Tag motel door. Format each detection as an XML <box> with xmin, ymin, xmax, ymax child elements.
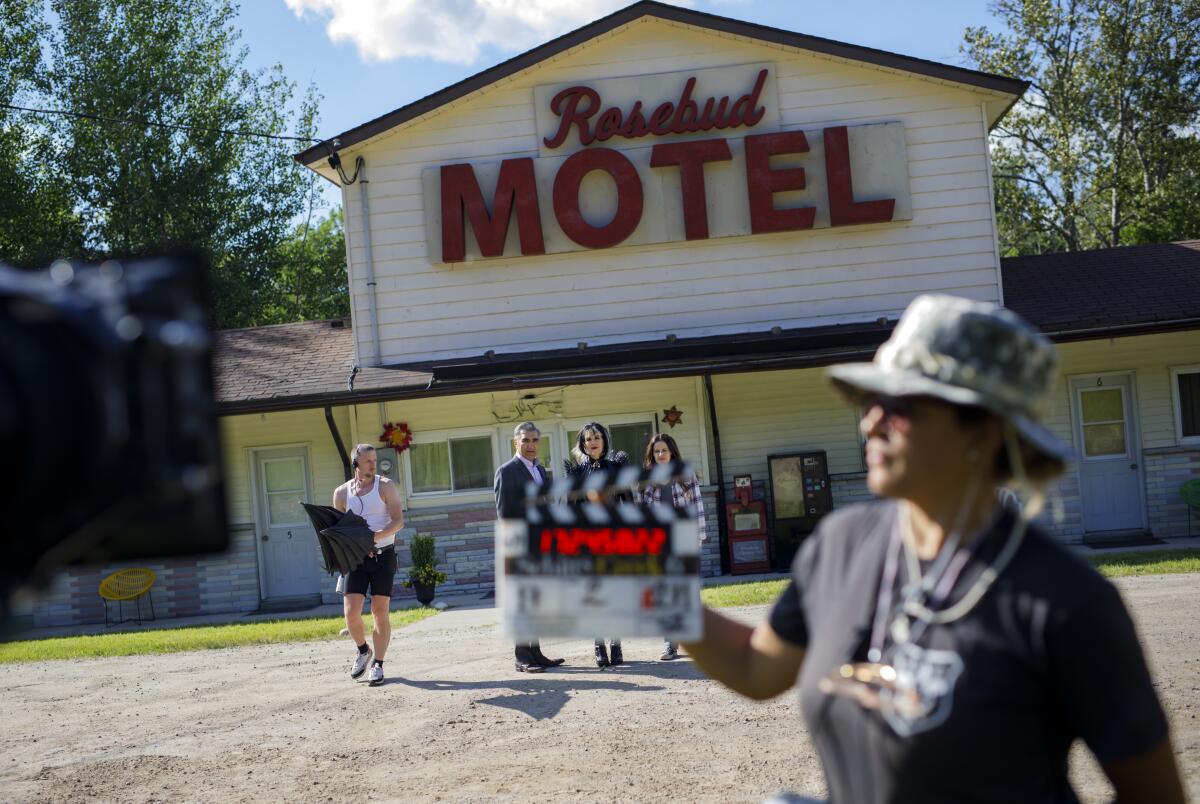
<box><xmin>1070</xmin><ymin>374</ymin><xmax>1146</xmax><ymax>534</ymax></box>
<box><xmin>255</xmin><ymin>448</ymin><xmax>320</xmax><ymax>601</ymax></box>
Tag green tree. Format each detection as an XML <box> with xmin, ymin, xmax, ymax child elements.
<box><xmin>963</xmin><ymin>0</ymin><xmax>1200</xmax><ymax>254</ymax></box>
<box><xmin>0</xmin><ymin>0</ymin><xmax>85</xmax><ymax>268</ymax></box>
<box><xmin>264</xmin><ymin>207</ymin><xmax>350</xmax><ymax>324</ymax></box>
<box><xmin>39</xmin><ymin>0</ymin><xmax>323</xmax><ymax>327</ymax></box>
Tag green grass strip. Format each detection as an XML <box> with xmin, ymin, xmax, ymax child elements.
<box><xmin>1084</xmin><ymin>548</ymin><xmax>1200</xmax><ymax>577</ymax></box>
<box><xmin>702</xmin><ymin>579</ymin><xmax>790</xmax><ymax>608</ymax></box>
<box><xmin>701</xmin><ymin>548</ymin><xmax>1200</xmax><ymax>609</ymax></box>
<box><xmin>4</xmin><ymin>549</ymin><xmax>1195</xmax><ymax>664</ymax></box>
<box><xmin>0</xmin><ymin>608</ymin><xmax>436</xmax><ymax>664</ymax></box>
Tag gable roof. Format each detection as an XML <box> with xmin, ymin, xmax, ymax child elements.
<box><xmin>1001</xmin><ymin>240</ymin><xmax>1200</xmax><ymax>340</ymax></box>
<box><xmin>295</xmin><ymin>0</ymin><xmax>1027</xmax><ymax>167</ymax></box>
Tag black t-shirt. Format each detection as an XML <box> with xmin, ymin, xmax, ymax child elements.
<box><xmin>768</xmin><ymin>500</ymin><xmax>1167</xmax><ymax>804</ymax></box>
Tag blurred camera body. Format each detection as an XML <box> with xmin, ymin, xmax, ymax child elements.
<box><xmin>0</xmin><ymin>255</ymin><xmax>228</xmax><ymax>617</ymax></box>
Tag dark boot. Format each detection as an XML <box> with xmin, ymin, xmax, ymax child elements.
<box><xmin>594</xmin><ymin>640</ymin><xmax>610</xmax><ymax>668</ymax></box>
<box><xmin>533</xmin><ymin>643</ymin><xmax>565</xmax><ymax>667</ymax></box>
<box><xmin>609</xmin><ymin>641</ymin><xmax>623</xmax><ymax>666</ymax></box>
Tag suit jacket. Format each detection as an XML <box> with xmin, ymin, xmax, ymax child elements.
<box><xmin>494</xmin><ymin>455</ymin><xmax>547</xmax><ymax>519</ymax></box>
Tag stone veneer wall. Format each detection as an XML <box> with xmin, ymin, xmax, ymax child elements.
<box><xmin>1144</xmin><ymin>446</ymin><xmax>1200</xmax><ymax>539</ymax></box>
<box><xmin>30</xmin><ymin>525</ymin><xmax>261</xmax><ymax>628</ymax></box>
<box><xmin>831</xmin><ymin>472</ymin><xmax>872</xmax><ymax>508</ymax></box>
<box><xmin>389</xmin><ymin>490</ymin><xmax>724</xmax><ymax>603</ymax></box>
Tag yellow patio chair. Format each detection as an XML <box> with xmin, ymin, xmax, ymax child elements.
<box><xmin>98</xmin><ymin>568</ymin><xmax>157</xmax><ymax>627</ymax></box>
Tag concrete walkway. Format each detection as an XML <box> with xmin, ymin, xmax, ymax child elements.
<box><xmin>9</xmin><ymin>534</ymin><xmax>1198</xmax><ymax>642</ymax></box>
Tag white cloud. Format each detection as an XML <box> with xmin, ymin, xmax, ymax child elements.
<box><xmin>285</xmin><ymin>0</ymin><xmax>692</xmax><ymax>65</ymax></box>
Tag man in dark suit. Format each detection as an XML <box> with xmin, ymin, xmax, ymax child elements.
<box><xmin>495</xmin><ymin>421</ymin><xmax>565</xmax><ymax>673</ymax></box>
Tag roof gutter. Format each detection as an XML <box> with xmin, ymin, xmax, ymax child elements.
<box><xmin>217</xmin><ymin>342</ymin><xmax>882</xmax><ymax>417</ymax></box>
<box><xmin>1043</xmin><ymin>317</ymin><xmax>1200</xmax><ymax>344</ymax></box>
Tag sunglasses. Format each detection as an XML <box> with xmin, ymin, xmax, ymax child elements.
<box><xmin>859</xmin><ymin>394</ymin><xmax>930</xmax><ymax>424</ymax></box>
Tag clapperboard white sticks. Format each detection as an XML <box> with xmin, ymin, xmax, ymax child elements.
<box><xmin>497</xmin><ymin>460</ymin><xmax>703</xmax><ymax>642</ymax></box>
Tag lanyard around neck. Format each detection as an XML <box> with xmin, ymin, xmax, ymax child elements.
<box><xmin>867</xmin><ymin>503</ymin><xmax>1028</xmax><ymax>662</ymax></box>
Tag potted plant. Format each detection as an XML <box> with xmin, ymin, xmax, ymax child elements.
<box><xmin>403</xmin><ymin>534</ymin><xmax>447</xmax><ymax>606</ymax></box>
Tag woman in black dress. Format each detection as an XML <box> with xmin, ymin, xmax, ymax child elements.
<box><xmin>564</xmin><ymin>421</ymin><xmax>630</xmax><ymax>668</ymax></box>
<box><xmin>683</xmin><ymin>295</ymin><xmax>1184</xmax><ymax>803</ymax></box>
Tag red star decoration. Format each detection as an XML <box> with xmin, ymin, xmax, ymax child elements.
<box><xmin>662</xmin><ymin>405</ymin><xmax>683</xmax><ymax>428</ymax></box>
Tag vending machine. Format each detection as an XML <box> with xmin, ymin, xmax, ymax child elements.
<box><xmin>767</xmin><ymin>451</ymin><xmax>833</xmax><ymax>571</ymax></box>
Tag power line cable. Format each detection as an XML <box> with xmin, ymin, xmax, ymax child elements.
<box><xmin>1</xmin><ymin>101</ymin><xmax>323</xmax><ymax>145</ymax></box>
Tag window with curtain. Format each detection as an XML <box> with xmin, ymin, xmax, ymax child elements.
<box><xmin>410</xmin><ymin>435</ymin><xmax>493</xmax><ymax>494</ymax></box>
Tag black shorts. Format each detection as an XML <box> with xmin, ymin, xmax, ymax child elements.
<box><xmin>344</xmin><ymin>546</ymin><xmax>397</xmax><ymax>598</ymax></box>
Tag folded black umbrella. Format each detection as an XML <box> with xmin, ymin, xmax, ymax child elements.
<box><xmin>302</xmin><ymin>503</ymin><xmax>341</xmax><ymax>573</ymax></box>
<box><xmin>300</xmin><ymin>503</ymin><xmax>377</xmax><ymax>575</ymax></box>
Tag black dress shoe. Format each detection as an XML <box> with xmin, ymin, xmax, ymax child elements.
<box><xmin>609</xmin><ymin>642</ymin><xmax>624</xmax><ymax>666</ymax></box>
<box><xmin>515</xmin><ymin>660</ymin><xmax>545</xmax><ymax>673</ymax></box>
<box><xmin>594</xmin><ymin>642</ymin><xmax>610</xmax><ymax>668</ymax></box>
<box><xmin>534</xmin><ymin>649</ymin><xmax>565</xmax><ymax>667</ymax></box>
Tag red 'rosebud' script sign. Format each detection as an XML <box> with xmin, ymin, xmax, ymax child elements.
<box><xmin>543</xmin><ymin>68</ymin><xmax>769</xmax><ymax>149</ymax></box>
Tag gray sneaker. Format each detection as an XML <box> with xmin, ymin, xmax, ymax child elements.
<box><xmin>350</xmin><ymin>647</ymin><xmax>373</xmax><ymax>679</ymax></box>
<box><xmin>368</xmin><ymin>662</ymin><xmax>384</xmax><ymax>686</ymax></box>
<box><xmin>660</xmin><ymin>642</ymin><xmax>679</xmax><ymax>661</ymax></box>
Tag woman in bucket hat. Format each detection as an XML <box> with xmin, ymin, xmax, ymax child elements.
<box><xmin>684</xmin><ymin>295</ymin><xmax>1184</xmax><ymax>803</ymax></box>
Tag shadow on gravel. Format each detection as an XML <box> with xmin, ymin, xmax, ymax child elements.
<box><xmin>393</xmin><ymin>675</ymin><xmax>667</xmax><ymax>720</ymax></box>
<box><xmin>595</xmin><ymin>659</ymin><xmax>706</xmax><ymax>680</ymax></box>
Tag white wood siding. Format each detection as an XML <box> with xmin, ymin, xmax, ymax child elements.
<box><xmin>338</xmin><ymin>19</ymin><xmax>1006</xmax><ymax>365</ymax></box>
<box><xmin>711</xmin><ymin>366</ymin><xmax>863</xmax><ymax>482</ymax></box>
<box><xmin>219</xmin><ymin>407</ymin><xmax>352</xmax><ymax>525</ymax></box>
<box><xmin>220</xmin><ymin>378</ymin><xmax>709</xmax><ymax>513</ymax></box>
<box><xmin>1030</xmin><ymin>331</ymin><xmax>1200</xmax><ymax>540</ymax></box>
<box><xmin>1051</xmin><ymin>332</ymin><xmax>1200</xmax><ymax>451</ymax></box>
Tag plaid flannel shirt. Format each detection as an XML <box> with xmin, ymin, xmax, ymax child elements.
<box><xmin>642</xmin><ymin>477</ymin><xmax>707</xmax><ymax>541</ymax></box>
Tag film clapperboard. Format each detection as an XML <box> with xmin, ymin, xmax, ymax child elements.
<box><xmin>496</xmin><ymin>461</ymin><xmax>703</xmax><ymax>642</ymax></box>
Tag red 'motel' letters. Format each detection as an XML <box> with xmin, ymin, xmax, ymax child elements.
<box><xmin>823</xmin><ymin>125</ymin><xmax>896</xmax><ymax>226</ymax></box>
<box><xmin>552</xmin><ymin>148</ymin><xmax>643</xmax><ymax>249</ymax></box>
<box><xmin>745</xmin><ymin>130</ymin><xmax>815</xmax><ymax>234</ymax></box>
<box><xmin>439</xmin><ymin>104</ymin><xmax>899</xmax><ymax>260</ymax></box>
<box><xmin>650</xmin><ymin>139</ymin><xmax>732</xmax><ymax>240</ymax></box>
<box><xmin>440</xmin><ymin>159</ymin><xmax>545</xmax><ymax>262</ymax></box>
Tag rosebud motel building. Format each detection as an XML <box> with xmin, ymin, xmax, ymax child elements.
<box><xmin>28</xmin><ymin>2</ymin><xmax>1200</xmax><ymax>626</ymax></box>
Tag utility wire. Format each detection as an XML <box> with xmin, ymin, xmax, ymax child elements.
<box><xmin>1</xmin><ymin>102</ymin><xmax>322</xmax><ymax>145</ymax></box>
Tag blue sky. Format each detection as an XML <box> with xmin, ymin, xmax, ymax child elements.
<box><xmin>235</xmin><ymin>0</ymin><xmax>1003</xmax><ymax>209</ymax></box>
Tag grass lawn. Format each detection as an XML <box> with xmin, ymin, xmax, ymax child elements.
<box><xmin>5</xmin><ymin>549</ymin><xmax>1195</xmax><ymax>665</ymax></box>
<box><xmin>1086</xmin><ymin>548</ymin><xmax>1200</xmax><ymax>578</ymax></box>
<box><xmin>0</xmin><ymin>608</ymin><xmax>436</xmax><ymax>665</ymax></box>
<box><xmin>703</xmin><ymin>547</ymin><xmax>1200</xmax><ymax>609</ymax></box>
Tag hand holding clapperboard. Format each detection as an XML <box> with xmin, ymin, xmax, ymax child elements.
<box><xmin>496</xmin><ymin>460</ymin><xmax>703</xmax><ymax>641</ymax></box>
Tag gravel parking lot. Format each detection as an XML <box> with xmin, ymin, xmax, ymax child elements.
<box><xmin>1</xmin><ymin>573</ymin><xmax>1196</xmax><ymax>803</ymax></box>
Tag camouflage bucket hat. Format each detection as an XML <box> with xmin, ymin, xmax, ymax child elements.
<box><xmin>828</xmin><ymin>294</ymin><xmax>1072</xmax><ymax>466</ymax></box>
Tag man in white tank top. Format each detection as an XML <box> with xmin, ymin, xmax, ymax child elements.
<box><xmin>333</xmin><ymin>444</ymin><xmax>406</xmax><ymax>686</ymax></box>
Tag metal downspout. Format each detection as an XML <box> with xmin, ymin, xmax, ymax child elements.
<box><xmin>358</xmin><ymin>165</ymin><xmax>382</xmax><ymax>365</ymax></box>
<box><xmin>703</xmin><ymin>374</ymin><xmax>731</xmax><ymax>575</ymax></box>
<box><xmin>324</xmin><ymin>406</ymin><xmax>351</xmax><ymax>481</ymax></box>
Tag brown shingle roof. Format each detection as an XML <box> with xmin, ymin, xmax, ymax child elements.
<box><xmin>1002</xmin><ymin>240</ymin><xmax>1200</xmax><ymax>338</ymax></box>
<box><xmin>213</xmin><ymin>318</ymin><xmax>429</xmax><ymax>413</ymax></box>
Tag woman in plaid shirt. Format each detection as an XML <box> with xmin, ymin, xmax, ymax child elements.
<box><xmin>641</xmin><ymin>433</ymin><xmax>707</xmax><ymax>660</ymax></box>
